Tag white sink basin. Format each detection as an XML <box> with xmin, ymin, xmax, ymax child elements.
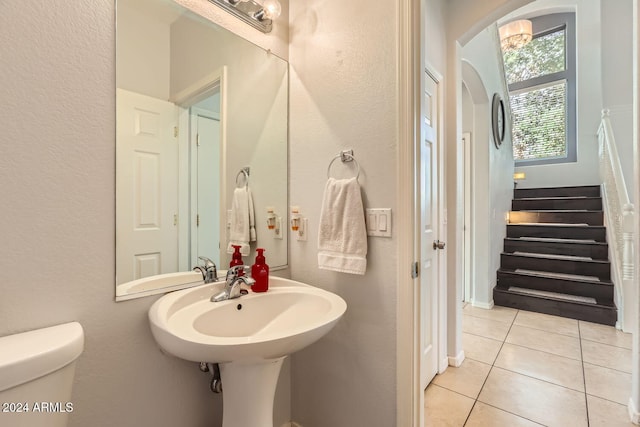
<box><xmin>149</xmin><ymin>277</ymin><xmax>346</xmax><ymax>427</ymax></box>
<box><xmin>148</xmin><ymin>277</ymin><xmax>347</xmax><ymax>363</ymax></box>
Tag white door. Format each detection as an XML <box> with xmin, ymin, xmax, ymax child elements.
<box><xmin>192</xmin><ymin>110</ymin><xmax>221</xmax><ymax>265</ymax></box>
<box><xmin>420</xmin><ymin>71</ymin><xmax>441</xmax><ymax>389</ymax></box>
<box><xmin>116</xmin><ymin>89</ymin><xmax>179</xmax><ymax>284</ymax></box>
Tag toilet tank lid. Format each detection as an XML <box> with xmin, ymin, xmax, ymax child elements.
<box><xmin>0</xmin><ymin>322</ymin><xmax>84</xmax><ymax>392</ymax></box>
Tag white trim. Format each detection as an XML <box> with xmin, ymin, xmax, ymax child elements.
<box><xmin>448</xmin><ymin>351</ymin><xmax>465</xmax><ymax>368</ymax></box>
<box><xmin>396</xmin><ymin>0</ymin><xmax>421</xmax><ymax>425</ymax></box>
<box><xmin>631</xmin><ymin>0</ymin><xmax>640</xmax><ymax>417</ymax></box>
<box><xmin>629</xmin><ymin>397</ymin><xmax>640</xmax><ymax>425</ymax></box>
<box><xmin>472</xmin><ymin>300</ymin><xmax>495</xmax><ymax>310</ymax></box>
<box><xmin>462</xmin><ymin>131</ymin><xmax>472</xmax><ymax>304</ymax></box>
<box><xmin>170</xmin><ymin>68</ymin><xmax>224</xmax><ymax>106</ymax></box>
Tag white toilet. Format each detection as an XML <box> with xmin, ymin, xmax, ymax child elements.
<box><xmin>0</xmin><ymin>322</ymin><xmax>84</xmax><ymax>427</ymax></box>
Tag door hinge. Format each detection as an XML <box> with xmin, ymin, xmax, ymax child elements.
<box><xmin>196</xmin><ymin>214</ymin><xmax>200</xmax><ymax>227</ymax></box>
<box><xmin>196</xmin><ymin>133</ymin><xmax>200</xmax><ymax>146</ymax></box>
<box><xmin>174</xmin><ymin>126</ymin><xmax>178</xmax><ymax>138</ymax></box>
<box><xmin>173</xmin><ymin>214</ymin><xmax>178</xmax><ymax>226</ymax></box>
<box><xmin>411</xmin><ymin>261</ymin><xmax>419</xmax><ymax>279</ymax></box>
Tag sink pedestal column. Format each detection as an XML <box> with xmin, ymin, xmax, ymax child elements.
<box><xmin>219</xmin><ymin>357</ymin><xmax>285</xmax><ymax>427</ymax></box>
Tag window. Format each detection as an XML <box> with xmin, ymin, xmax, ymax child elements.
<box><xmin>502</xmin><ymin>13</ymin><xmax>576</xmax><ymax>165</ymax></box>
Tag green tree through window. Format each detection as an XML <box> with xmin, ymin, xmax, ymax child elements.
<box><xmin>502</xmin><ymin>13</ymin><xmax>576</xmax><ymax>165</ymax></box>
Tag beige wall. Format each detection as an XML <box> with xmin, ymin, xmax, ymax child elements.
<box><xmin>288</xmin><ymin>0</ymin><xmax>399</xmax><ymax>425</ymax></box>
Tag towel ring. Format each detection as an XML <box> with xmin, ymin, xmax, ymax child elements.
<box><xmin>235</xmin><ymin>167</ymin><xmax>250</xmax><ymax>188</ymax></box>
<box><xmin>327</xmin><ymin>151</ymin><xmax>360</xmax><ymax>180</ymax></box>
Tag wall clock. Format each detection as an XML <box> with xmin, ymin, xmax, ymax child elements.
<box><xmin>492</xmin><ymin>93</ymin><xmax>505</xmax><ymax>149</ymax></box>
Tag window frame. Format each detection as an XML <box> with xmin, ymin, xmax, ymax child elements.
<box><xmin>508</xmin><ymin>13</ymin><xmax>576</xmax><ymax>166</ymax></box>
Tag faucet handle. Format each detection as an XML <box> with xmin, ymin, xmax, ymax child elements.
<box><xmin>226</xmin><ymin>265</ymin><xmax>250</xmax><ymax>279</ymax></box>
<box><xmin>198</xmin><ymin>256</ymin><xmax>216</xmax><ymax>269</ymax></box>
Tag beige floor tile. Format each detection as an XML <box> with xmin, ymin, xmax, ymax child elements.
<box><xmin>584</xmin><ymin>362</ymin><xmax>632</xmax><ymax>405</ymax></box>
<box><xmin>463</xmin><ymin>332</ymin><xmax>503</xmax><ymax>365</ymax></box>
<box><xmin>463</xmin><ymin>304</ymin><xmax>518</xmax><ymax>324</ymax></box>
<box><xmin>478</xmin><ymin>367</ymin><xmax>588</xmax><ymax>427</ymax></box>
<box><xmin>494</xmin><ymin>343</ymin><xmax>584</xmax><ymax>391</ymax></box>
<box><xmin>580</xmin><ymin>321</ymin><xmax>632</xmax><ymax>349</ymax></box>
<box><xmin>432</xmin><ymin>358</ymin><xmax>492</xmax><ymax>399</ymax></box>
<box><xmin>463</xmin><ymin>314</ymin><xmax>512</xmax><ymax>341</ymax></box>
<box><xmin>514</xmin><ymin>310</ymin><xmax>579</xmax><ymax>337</ymax></box>
<box><xmin>582</xmin><ymin>340</ymin><xmax>632</xmax><ymax>373</ymax></box>
<box><xmin>587</xmin><ymin>395</ymin><xmax>636</xmax><ymax>427</ymax></box>
<box><xmin>506</xmin><ymin>325</ymin><xmax>581</xmax><ymax>360</ymax></box>
<box><xmin>465</xmin><ymin>402</ymin><xmax>542</xmax><ymax>427</ymax></box>
<box><xmin>424</xmin><ymin>384</ymin><xmax>474</xmax><ymax>427</ymax></box>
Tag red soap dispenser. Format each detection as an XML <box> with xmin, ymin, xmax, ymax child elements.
<box><xmin>251</xmin><ymin>248</ymin><xmax>269</xmax><ymax>293</ymax></box>
<box><xmin>230</xmin><ymin>245</ymin><xmax>244</xmax><ymax>276</ymax></box>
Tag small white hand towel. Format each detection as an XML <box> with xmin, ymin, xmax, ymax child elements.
<box><xmin>318</xmin><ymin>177</ymin><xmax>367</xmax><ymax>275</ymax></box>
<box><xmin>227</xmin><ymin>186</ymin><xmax>256</xmax><ymax>256</ymax></box>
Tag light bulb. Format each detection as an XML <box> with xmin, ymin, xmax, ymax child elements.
<box><xmin>262</xmin><ymin>0</ymin><xmax>281</xmax><ymax>20</ymax></box>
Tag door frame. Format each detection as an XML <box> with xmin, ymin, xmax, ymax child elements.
<box><xmin>395</xmin><ymin>0</ymin><xmax>449</xmax><ymax>415</ymax></box>
<box><xmin>174</xmin><ymin>66</ymin><xmax>227</xmax><ymax>272</ymax></box>
<box><xmin>462</xmin><ymin>131</ymin><xmax>472</xmax><ymax>303</ymax></box>
<box><xmin>189</xmin><ymin>106</ymin><xmax>221</xmax><ymax>268</ymax></box>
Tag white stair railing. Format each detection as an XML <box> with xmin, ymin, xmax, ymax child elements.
<box><xmin>598</xmin><ymin>109</ymin><xmax>634</xmax><ymax>332</ymax></box>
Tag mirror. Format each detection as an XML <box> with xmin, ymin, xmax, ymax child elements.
<box><xmin>116</xmin><ymin>0</ymin><xmax>288</xmax><ymax>300</ymax></box>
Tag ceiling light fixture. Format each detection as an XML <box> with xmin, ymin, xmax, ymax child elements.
<box><xmin>208</xmin><ymin>0</ymin><xmax>281</xmax><ymax>33</ymax></box>
<box><xmin>499</xmin><ymin>19</ymin><xmax>533</xmax><ymax>51</ymax></box>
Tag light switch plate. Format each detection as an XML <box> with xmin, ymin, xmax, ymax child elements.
<box><xmin>366</xmin><ymin>208</ymin><xmax>392</xmax><ymax>237</ymax></box>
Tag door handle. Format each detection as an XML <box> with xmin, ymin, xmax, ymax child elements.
<box><xmin>433</xmin><ymin>240</ymin><xmax>446</xmax><ymax>250</ymax></box>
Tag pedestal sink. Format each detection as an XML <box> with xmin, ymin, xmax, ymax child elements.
<box><xmin>148</xmin><ymin>277</ymin><xmax>347</xmax><ymax>427</ymax></box>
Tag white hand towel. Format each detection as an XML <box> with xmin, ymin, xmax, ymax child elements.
<box><xmin>227</xmin><ymin>186</ymin><xmax>256</xmax><ymax>256</ymax></box>
<box><xmin>318</xmin><ymin>177</ymin><xmax>367</xmax><ymax>275</ymax></box>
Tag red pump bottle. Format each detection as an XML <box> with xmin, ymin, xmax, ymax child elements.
<box><xmin>229</xmin><ymin>245</ymin><xmax>244</xmax><ymax>276</ymax></box>
<box><xmin>251</xmin><ymin>248</ymin><xmax>269</xmax><ymax>292</ymax></box>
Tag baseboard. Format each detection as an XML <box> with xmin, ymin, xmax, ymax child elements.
<box><xmin>448</xmin><ymin>351</ymin><xmax>465</xmax><ymax>368</ymax></box>
<box><xmin>628</xmin><ymin>398</ymin><xmax>640</xmax><ymax>425</ymax></box>
<box><xmin>472</xmin><ymin>300</ymin><xmax>494</xmax><ymax>310</ymax></box>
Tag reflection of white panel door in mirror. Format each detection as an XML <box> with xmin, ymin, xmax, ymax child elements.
<box><xmin>116</xmin><ymin>88</ymin><xmax>179</xmax><ymax>285</ymax></box>
<box><xmin>190</xmin><ymin>106</ymin><xmax>221</xmax><ymax>267</ymax></box>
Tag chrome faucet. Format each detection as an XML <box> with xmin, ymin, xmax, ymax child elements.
<box><xmin>211</xmin><ymin>265</ymin><xmax>255</xmax><ymax>302</ymax></box>
<box><xmin>193</xmin><ymin>256</ymin><xmax>218</xmax><ymax>284</ymax></box>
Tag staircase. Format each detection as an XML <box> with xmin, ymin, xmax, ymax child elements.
<box><xmin>494</xmin><ymin>185</ymin><xmax>617</xmax><ymax>326</ymax></box>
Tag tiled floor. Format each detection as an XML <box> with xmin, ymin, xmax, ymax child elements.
<box><xmin>425</xmin><ymin>304</ymin><xmax>634</xmax><ymax>426</ymax></box>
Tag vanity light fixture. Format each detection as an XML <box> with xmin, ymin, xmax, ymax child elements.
<box><xmin>207</xmin><ymin>0</ymin><xmax>281</xmax><ymax>33</ymax></box>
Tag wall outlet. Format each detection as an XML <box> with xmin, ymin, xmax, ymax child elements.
<box><xmin>296</xmin><ymin>218</ymin><xmax>309</xmax><ymax>241</ymax></box>
<box><xmin>274</xmin><ymin>217</ymin><xmax>283</xmax><ymax>239</ymax></box>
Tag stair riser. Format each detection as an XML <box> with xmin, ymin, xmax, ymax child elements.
<box><xmin>504</xmin><ymin>239</ymin><xmax>609</xmax><ymax>260</ymax></box>
<box><xmin>507</xmin><ymin>225</ymin><xmax>606</xmax><ymax>242</ymax></box>
<box><xmin>497</xmin><ymin>271</ymin><xmax>614</xmax><ymax>300</ymax></box>
<box><xmin>494</xmin><ymin>288</ymin><xmax>616</xmax><ymax>326</ymax></box>
<box><xmin>514</xmin><ymin>186</ymin><xmax>600</xmax><ymax>199</ymax></box>
<box><xmin>501</xmin><ymin>254</ymin><xmax>610</xmax><ymax>280</ymax></box>
<box><xmin>509</xmin><ymin>211</ymin><xmax>603</xmax><ymax>226</ymax></box>
<box><xmin>512</xmin><ymin>198</ymin><xmax>602</xmax><ymax>211</ymax></box>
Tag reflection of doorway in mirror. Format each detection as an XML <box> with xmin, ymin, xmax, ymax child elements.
<box><xmin>190</xmin><ymin>96</ymin><xmax>221</xmax><ymax>268</ymax></box>
<box><xmin>116</xmin><ymin>89</ymin><xmax>179</xmax><ymax>285</ymax></box>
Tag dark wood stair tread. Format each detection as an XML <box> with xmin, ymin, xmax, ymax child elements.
<box><xmin>499</xmin><ymin>185</ymin><xmax>616</xmax><ymax>325</ymax></box>
<box><xmin>498</xmin><ymin>268</ymin><xmax>613</xmax><ymax>285</ymax></box>
<box><xmin>493</xmin><ymin>287</ymin><xmax>616</xmax><ymax>326</ymax></box>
